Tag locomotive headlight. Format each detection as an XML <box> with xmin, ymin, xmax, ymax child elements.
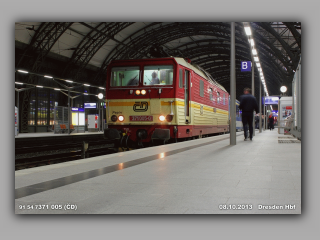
<box><xmin>118</xmin><ymin>115</ymin><xmax>124</xmax><ymax>122</ymax></box>
<box><xmin>111</xmin><ymin>115</ymin><xmax>117</xmax><ymax>122</ymax></box>
<box><xmin>159</xmin><ymin>115</ymin><xmax>165</xmax><ymax>122</ymax></box>
<box><xmin>141</xmin><ymin>89</ymin><xmax>146</xmax><ymax>95</ymax></box>
<box><xmin>135</xmin><ymin>90</ymin><xmax>141</xmax><ymax>95</ymax></box>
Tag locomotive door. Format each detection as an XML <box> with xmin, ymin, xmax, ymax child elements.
<box><xmin>184</xmin><ymin>70</ymin><xmax>190</xmax><ymax>123</ymax></box>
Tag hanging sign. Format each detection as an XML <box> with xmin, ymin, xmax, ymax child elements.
<box><xmin>264</xmin><ymin>96</ymin><xmax>279</xmax><ymax>105</ymax></box>
<box><xmin>241</xmin><ymin>61</ymin><xmax>251</xmax><ymax>72</ymax></box>
<box><xmin>84</xmin><ymin>103</ymin><xmax>97</xmax><ymax>109</ymax></box>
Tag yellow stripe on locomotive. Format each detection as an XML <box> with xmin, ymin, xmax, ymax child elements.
<box><xmin>107</xmin><ymin>98</ymin><xmax>228</xmax><ymax>126</ymax></box>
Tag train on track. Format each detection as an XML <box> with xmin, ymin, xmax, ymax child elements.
<box><xmin>103</xmin><ymin>57</ymin><xmax>234</xmax><ymax>148</ymax></box>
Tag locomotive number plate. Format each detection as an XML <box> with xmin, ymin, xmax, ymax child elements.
<box><xmin>129</xmin><ymin>116</ymin><xmax>153</xmax><ymax>121</ymax></box>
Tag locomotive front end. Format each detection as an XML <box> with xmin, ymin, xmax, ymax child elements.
<box><xmin>104</xmin><ymin>58</ymin><xmax>177</xmax><ymax>147</ymax></box>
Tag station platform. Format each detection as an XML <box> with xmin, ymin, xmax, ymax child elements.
<box><xmin>15</xmin><ymin>129</ymin><xmax>301</xmax><ymax>214</ymax></box>
<box><xmin>15</xmin><ymin>131</ymin><xmax>103</xmax><ymax>138</ymax></box>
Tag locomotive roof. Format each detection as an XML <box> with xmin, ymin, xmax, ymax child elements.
<box><xmin>174</xmin><ymin>57</ymin><xmax>227</xmax><ymax>92</ymax></box>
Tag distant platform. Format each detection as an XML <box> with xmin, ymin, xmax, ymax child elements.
<box><xmin>15</xmin><ymin>131</ymin><xmax>104</xmax><ymax>139</ymax></box>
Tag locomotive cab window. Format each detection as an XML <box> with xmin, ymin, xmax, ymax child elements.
<box><xmin>209</xmin><ymin>88</ymin><xmax>213</xmax><ymax>101</ymax></box>
<box><xmin>179</xmin><ymin>69</ymin><xmax>183</xmax><ymax>88</ymax></box>
<box><xmin>110</xmin><ymin>66</ymin><xmax>140</xmax><ymax>87</ymax></box>
<box><xmin>143</xmin><ymin>65</ymin><xmax>173</xmax><ymax>86</ymax></box>
<box><xmin>200</xmin><ymin>80</ymin><xmax>204</xmax><ymax>97</ymax></box>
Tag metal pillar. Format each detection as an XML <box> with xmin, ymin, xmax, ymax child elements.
<box><xmin>264</xmin><ymin>91</ymin><xmax>266</xmax><ymax>130</ymax></box>
<box><xmin>102</xmin><ymin>101</ymin><xmax>104</xmax><ymax>131</ymax></box>
<box><xmin>17</xmin><ymin>91</ymin><xmax>19</xmax><ymax>133</ymax></box>
<box><xmin>252</xmin><ymin>59</ymin><xmax>255</xmax><ymax>136</ymax></box>
<box><xmin>98</xmin><ymin>100</ymin><xmax>101</xmax><ymax>132</ymax></box>
<box><xmin>68</xmin><ymin>89</ymin><xmax>70</xmax><ymax>135</ymax></box>
<box><xmin>298</xmin><ymin>62</ymin><xmax>301</xmax><ymax>131</ymax></box>
<box><xmin>259</xmin><ymin>78</ymin><xmax>262</xmax><ymax>132</ymax></box>
<box><xmin>230</xmin><ymin>22</ymin><xmax>236</xmax><ymax>145</ymax></box>
<box><xmin>292</xmin><ymin>80</ymin><xmax>295</xmax><ymax>124</ymax></box>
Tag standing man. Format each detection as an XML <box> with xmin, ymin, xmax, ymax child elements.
<box><xmin>239</xmin><ymin>88</ymin><xmax>259</xmax><ymax>141</ymax></box>
<box><xmin>268</xmin><ymin>112</ymin><xmax>274</xmax><ymax>131</ymax></box>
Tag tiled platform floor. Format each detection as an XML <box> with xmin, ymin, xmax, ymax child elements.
<box><xmin>15</xmin><ymin>130</ymin><xmax>301</xmax><ymax>214</ymax></box>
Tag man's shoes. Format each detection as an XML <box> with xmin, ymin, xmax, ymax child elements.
<box><xmin>250</xmin><ymin>138</ymin><xmax>252</xmax><ymax>141</ymax></box>
<box><xmin>244</xmin><ymin>137</ymin><xmax>248</xmax><ymax>141</ymax></box>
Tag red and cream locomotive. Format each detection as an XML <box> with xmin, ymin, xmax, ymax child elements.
<box><xmin>104</xmin><ymin>57</ymin><xmax>229</xmax><ymax>147</ymax></box>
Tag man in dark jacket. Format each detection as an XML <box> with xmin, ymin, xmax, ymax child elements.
<box><xmin>239</xmin><ymin>88</ymin><xmax>259</xmax><ymax>141</ymax></box>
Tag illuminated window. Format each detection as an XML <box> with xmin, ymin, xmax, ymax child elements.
<box><xmin>209</xmin><ymin>88</ymin><xmax>213</xmax><ymax>101</ymax></box>
<box><xmin>37</xmin><ymin>89</ymin><xmax>47</xmax><ymax>125</ymax></box>
<box><xmin>143</xmin><ymin>65</ymin><xmax>173</xmax><ymax>86</ymax></box>
<box><xmin>28</xmin><ymin>90</ymin><xmax>36</xmax><ymax>125</ymax></box>
<box><xmin>111</xmin><ymin>66</ymin><xmax>140</xmax><ymax>86</ymax></box>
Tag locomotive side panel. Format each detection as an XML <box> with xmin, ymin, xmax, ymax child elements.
<box><xmin>177</xmin><ymin>67</ymin><xmax>229</xmax><ymax>137</ymax></box>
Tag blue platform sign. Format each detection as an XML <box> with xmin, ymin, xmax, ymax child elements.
<box><xmin>71</xmin><ymin>107</ymin><xmax>84</xmax><ymax>112</ymax></box>
<box><xmin>264</xmin><ymin>96</ymin><xmax>279</xmax><ymax>105</ymax></box>
<box><xmin>84</xmin><ymin>103</ymin><xmax>97</xmax><ymax>109</ymax></box>
<box><xmin>241</xmin><ymin>61</ymin><xmax>251</xmax><ymax>72</ymax></box>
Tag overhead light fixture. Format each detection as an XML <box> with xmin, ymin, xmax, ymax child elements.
<box><xmin>83</xmin><ymin>93</ymin><xmax>88</xmax><ymax>95</ymax></box>
<box><xmin>54</xmin><ymin>88</ymin><xmax>60</xmax><ymax>91</ymax></box>
<box><xmin>99</xmin><ymin>87</ymin><xmax>105</xmax><ymax>89</ymax></box>
<box><xmin>44</xmin><ymin>75</ymin><xmax>53</xmax><ymax>79</ymax></box>
<box><xmin>244</xmin><ymin>27</ymin><xmax>252</xmax><ymax>35</ymax></box>
<box><xmin>98</xmin><ymin>93</ymin><xmax>104</xmax><ymax>99</ymax></box>
<box><xmin>252</xmin><ymin>49</ymin><xmax>257</xmax><ymax>55</ymax></box>
<box><xmin>15</xmin><ymin>82</ymin><xmax>24</xmax><ymax>85</ymax></box>
<box><xmin>280</xmin><ymin>86</ymin><xmax>287</xmax><ymax>93</ymax></box>
<box><xmin>36</xmin><ymin>85</ymin><xmax>43</xmax><ymax>88</ymax></box>
<box><xmin>244</xmin><ymin>22</ymin><xmax>270</xmax><ymax>98</ymax></box>
<box><xmin>66</xmin><ymin>80</ymin><xmax>73</xmax><ymax>83</ymax></box>
<box><xmin>83</xmin><ymin>84</ymin><xmax>90</xmax><ymax>86</ymax></box>
<box><xmin>17</xmin><ymin>70</ymin><xmax>28</xmax><ymax>74</ymax></box>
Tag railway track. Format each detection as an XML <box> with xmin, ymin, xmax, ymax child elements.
<box><xmin>15</xmin><ymin>132</ymin><xmax>233</xmax><ymax>170</ymax></box>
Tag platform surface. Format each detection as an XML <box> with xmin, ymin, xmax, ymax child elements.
<box><xmin>15</xmin><ymin>131</ymin><xmax>103</xmax><ymax>138</ymax></box>
<box><xmin>15</xmin><ymin>129</ymin><xmax>301</xmax><ymax>214</ymax></box>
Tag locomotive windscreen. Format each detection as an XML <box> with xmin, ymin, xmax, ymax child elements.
<box><xmin>110</xmin><ymin>66</ymin><xmax>140</xmax><ymax>86</ymax></box>
<box><xmin>143</xmin><ymin>65</ymin><xmax>173</xmax><ymax>86</ymax></box>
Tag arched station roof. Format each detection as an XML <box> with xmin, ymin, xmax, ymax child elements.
<box><xmin>15</xmin><ymin>22</ymin><xmax>301</xmax><ymax>100</ymax></box>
